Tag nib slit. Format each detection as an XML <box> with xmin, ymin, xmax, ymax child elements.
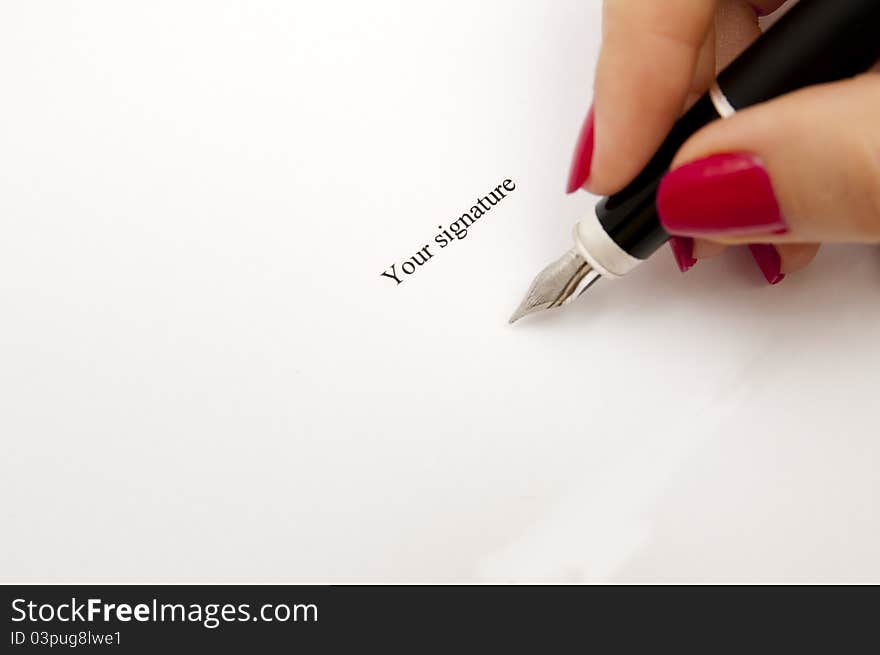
<box><xmin>508</xmin><ymin>249</ymin><xmax>601</xmax><ymax>324</ymax></box>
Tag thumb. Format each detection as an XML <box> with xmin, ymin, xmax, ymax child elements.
<box><xmin>656</xmin><ymin>73</ymin><xmax>880</xmax><ymax>244</ymax></box>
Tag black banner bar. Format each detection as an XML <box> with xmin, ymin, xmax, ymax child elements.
<box><xmin>2</xmin><ymin>585</ymin><xmax>878</xmax><ymax>652</ymax></box>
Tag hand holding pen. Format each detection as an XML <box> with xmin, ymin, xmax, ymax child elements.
<box><xmin>511</xmin><ymin>0</ymin><xmax>880</xmax><ymax>322</ymax></box>
<box><xmin>573</xmin><ymin>0</ymin><xmax>880</xmax><ymax>282</ymax></box>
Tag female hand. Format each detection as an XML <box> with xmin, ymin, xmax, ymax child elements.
<box><xmin>567</xmin><ymin>0</ymin><xmax>880</xmax><ymax>284</ymax></box>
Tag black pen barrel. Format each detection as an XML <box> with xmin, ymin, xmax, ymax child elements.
<box><xmin>719</xmin><ymin>0</ymin><xmax>880</xmax><ymax>108</ymax></box>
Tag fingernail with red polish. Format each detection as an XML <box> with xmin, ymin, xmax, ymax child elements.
<box><xmin>657</xmin><ymin>153</ymin><xmax>788</xmax><ymax>236</ymax></box>
<box><xmin>566</xmin><ymin>105</ymin><xmax>595</xmax><ymax>193</ymax></box>
<box><xmin>748</xmin><ymin>244</ymin><xmax>785</xmax><ymax>285</ymax></box>
<box><xmin>669</xmin><ymin>236</ymin><xmax>697</xmax><ymax>273</ymax></box>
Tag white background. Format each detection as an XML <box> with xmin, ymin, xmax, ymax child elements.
<box><xmin>1</xmin><ymin>1</ymin><xmax>878</xmax><ymax>582</ymax></box>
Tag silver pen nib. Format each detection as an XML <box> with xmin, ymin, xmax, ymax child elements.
<box><xmin>508</xmin><ymin>248</ymin><xmax>601</xmax><ymax>324</ymax></box>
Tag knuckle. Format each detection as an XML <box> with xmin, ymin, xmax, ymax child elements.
<box><xmin>855</xmin><ymin>141</ymin><xmax>880</xmax><ymax>236</ymax></box>
<box><xmin>604</xmin><ymin>0</ymin><xmax>709</xmax><ymax>48</ymax></box>
<box><xmin>869</xmin><ymin>153</ymin><xmax>880</xmax><ymax>224</ymax></box>
<box><xmin>840</xmin><ymin>75</ymin><xmax>880</xmax><ymax>236</ymax></box>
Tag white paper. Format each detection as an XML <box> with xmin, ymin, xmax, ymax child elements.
<box><xmin>1</xmin><ymin>0</ymin><xmax>878</xmax><ymax>582</ymax></box>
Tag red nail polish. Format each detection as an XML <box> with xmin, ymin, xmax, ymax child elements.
<box><xmin>669</xmin><ymin>236</ymin><xmax>696</xmax><ymax>273</ymax></box>
<box><xmin>566</xmin><ymin>106</ymin><xmax>595</xmax><ymax>194</ymax></box>
<box><xmin>657</xmin><ymin>153</ymin><xmax>788</xmax><ymax>236</ymax></box>
<box><xmin>748</xmin><ymin>244</ymin><xmax>785</xmax><ymax>285</ymax></box>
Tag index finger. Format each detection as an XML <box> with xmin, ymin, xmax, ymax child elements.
<box><xmin>587</xmin><ymin>0</ymin><xmax>717</xmax><ymax>195</ymax></box>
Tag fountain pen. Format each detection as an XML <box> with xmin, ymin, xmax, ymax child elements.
<box><xmin>510</xmin><ymin>0</ymin><xmax>880</xmax><ymax>323</ymax></box>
